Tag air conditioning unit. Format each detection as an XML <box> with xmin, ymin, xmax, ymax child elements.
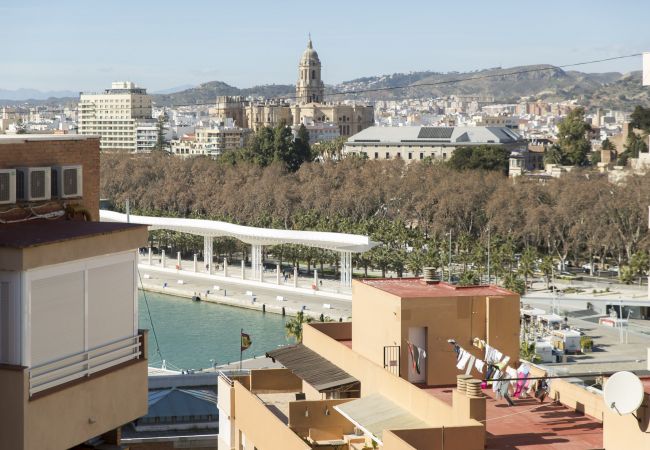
<box><xmin>16</xmin><ymin>167</ymin><xmax>51</xmax><ymax>202</ymax></box>
<box><xmin>52</xmin><ymin>165</ymin><xmax>83</xmax><ymax>199</ymax></box>
<box><xmin>0</xmin><ymin>169</ymin><xmax>16</xmax><ymax>205</ymax></box>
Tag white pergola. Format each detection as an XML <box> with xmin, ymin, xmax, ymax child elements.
<box><xmin>100</xmin><ymin>210</ymin><xmax>377</xmax><ymax>287</ymax></box>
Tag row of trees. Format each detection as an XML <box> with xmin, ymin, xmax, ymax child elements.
<box><xmin>101</xmin><ymin>151</ymin><xmax>650</xmax><ymax>292</ymax></box>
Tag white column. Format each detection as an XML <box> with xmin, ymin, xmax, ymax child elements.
<box><xmin>314</xmin><ymin>269</ymin><xmax>318</xmax><ymax>289</ymax></box>
<box><xmin>148</xmin><ymin>247</ymin><xmax>152</xmax><ymax>265</ymax></box>
<box><xmin>251</xmin><ymin>245</ymin><xmax>258</xmax><ymax>281</ymax></box>
<box><xmin>161</xmin><ymin>250</ymin><xmax>166</xmax><ymax>268</ymax></box>
<box><xmin>203</xmin><ymin>236</ymin><xmax>209</xmax><ymax>272</ymax></box>
<box><xmin>340</xmin><ymin>252</ymin><xmax>352</xmax><ymax>287</ymax></box>
<box><xmin>241</xmin><ymin>260</ymin><xmax>246</xmax><ymax>280</ymax></box>
<box><xmin>193</xmin><ymin>254</ymin><xmax>198</xmax><ymax>272</ymax></box>
<box><xmin>224</xmin><ymin>257</ymin><xmax>228</xmax><ymax>277</ymax></box>
<box><xmin>293</xmin><ymin>266</ymin><xmax>298</xmax><ymax>288</ymax></box>
<box><xmin>177</xmin><ymin>252</ymin><xmax>181</xmax><ymax>269</ymax></box>
<box><xmin>276</xmin><ymin>264</ymin><xmax>281</xmax><ymax>285</ymax></box>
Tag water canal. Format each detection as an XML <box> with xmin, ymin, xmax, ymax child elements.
<box><xmin>138</xmin><ymin>291</ymin><xmax>291</xmax><ymax>370</ymax></box>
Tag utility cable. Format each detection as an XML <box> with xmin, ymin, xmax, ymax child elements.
<box><xmin>137</xmin><ymin>268</ymin><xmax>164</xmax><ymax>361</ymax></box>
<box><xmin>6</xmin><ymin>52</ymin><xmax>643</xmax><ymax>111</ymax></box>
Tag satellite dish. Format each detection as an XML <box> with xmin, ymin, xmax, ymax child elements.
<box><xmin>603</xmin><ymin>371</ymin><xmax>645</xmax><ymax>415</ymax></box>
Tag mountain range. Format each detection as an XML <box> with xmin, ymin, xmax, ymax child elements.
<box><xmin>1</xmin><ymin>65</ymin><xmax>648</xmax><ymax>111</ymax></box>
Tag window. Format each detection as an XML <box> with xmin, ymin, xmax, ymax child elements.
<box><xmin>408</xmin><ymin>153</ymin><xmax>412</xmax><ymax>160</ymax></box>
<box><xmin>374</xmin><ymin>152</ymin><xmax>378</xmax><ymax>159</ymax></box>
<box><xmin>397</xmin><ymin>152</ymin><xmax>401</xmax><ymax>159</ymax></box>
<box><xmin>443</xmin><ymin>153</ymin><xmax>447</xmax><ymax>159</ymax></box>
<box><xmin>311</xmin><ymin>69</ymin><xmax>315</xmax><ymax>79</ymax></box>
<box><xmin>420</xmin><ymin>152</ymin><xmax>424</xmax><ymax>160</ymax></box>
<box><xmin>385</xmin><ymin>152</ymin><xmax>390</xmax><ymax>159</ymax></box>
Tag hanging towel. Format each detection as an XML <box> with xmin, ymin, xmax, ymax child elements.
<box><xmin>493</xmin><ymin>349</ymin><xmax>503</xmax><ymax>363</ymax></box>
<box><xmin>465</xmin><ymin>356</ymin><xmax>476</xmax><ymax>376</ymax></box>
<box><xmin>474</xmin><ymin>359</ymin><xmax>485</xmax><ymax>373</ymax></box>
<box><xmin>416</xmin><ymin>347</ymin><xmax>427</xmax><ymax>374</ymax></box>
<box><xmin>506</xmin><ymin>367</ymin><xmax>518</xmax><ymax>386</ymax></box>
<box><xmin>456</xmin><ymin>349</ymin><xmax>470</xmax><ymax>370</ymax></box>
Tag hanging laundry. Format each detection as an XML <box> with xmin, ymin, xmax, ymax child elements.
<box><xmin>474</xmin><ymin>359</ymin><xmax>485</xmax><ymax>373</ymax></box>
<box><xmin>513</xmin><ymin>372</ymin><xmax>529</xmax><ymax>398</ymax></box>
<box><xmin>416</xmin><ymin>347</ymin><xmax>427</xmax><ymax>374</ymax></box>
<box><xmin>465</xmin><ymin>356</ymin><xmax>476</xmax><ymax>376</ymax></box>
<box><xmin>407</xmin><ymin>342</ymin><xmax>416</xmax><ymax>370</ymax></box>
<box><xmin>456</xmin><ymin>349</ymin><xmax>471</xmax><ymax>370</ymax></box>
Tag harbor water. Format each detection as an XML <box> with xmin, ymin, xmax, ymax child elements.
<box><xmin>138</xmin><ymin>291</ymin><xmax>291</xmax><ymax>370</ymax></box>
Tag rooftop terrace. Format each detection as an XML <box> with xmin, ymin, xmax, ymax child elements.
<box><xmin>359</xmin><ymin>278</ymin><xmax>515</xmax><ymax>298</ymax></box>
<box><xmin>424</xmin><ymin>385</ymin><xmax>603</xmax><ymax>450</ymax></box>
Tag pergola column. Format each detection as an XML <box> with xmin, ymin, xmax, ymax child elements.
<box><xmin>276</xmin><ymin>264</ymin><xmax>281</xmax><ymax>284</ymax></box>
<box><xmin>293</xmin><ymin>266</ymin><xmax>298</xmax><ymax>288</ymax></box>
<box><xmin>251</xmin><ymin>244</ymin><xmax>263</xmax><ymax>282</ymax></box>
<box><xmin>241</xmin><ymin>260</ymin><xmax>246</xmax><ymax>279</ymax></box>
<box><xmin>161</xmin><ymin>250</ymin><xmax>166</xmax><ymax>268</ymax></box>
<box><xmin>340</xmin><ymin>251</ymin><xmax>352</xmax><ymax>288</ymax></box>
<box><xmin>203</xmin><ymin>236</ymin><xmax>213</xmax><ymax>274</ymax></box>
<box><xmin>193</xmin><ymin>254</ymin><xmax>198</xmax><ymax>272</ymax></box>
<box><xmin>314</xmin><ymin>269</ymin><xmax>318</xmax><ymax>289</ymax></box>
<box><xmin>148</xmin><ymin>247</ymin><xmax>152</xmax><ymax>265</ymax></box>
<box><xmin>224</xmin><ymin>258</ymin><xmax>228</xmax><ymax>277</ymax></box>
<box><xmin>177</xmin><ymin>252</ymin><xmax>181</xmax><ymax>269</ymax></box>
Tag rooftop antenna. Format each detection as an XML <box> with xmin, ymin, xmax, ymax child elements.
<box><xmin>603</xmin><ymin>371</ymin><xmax>645</xmax><ymax>421</ymax></box>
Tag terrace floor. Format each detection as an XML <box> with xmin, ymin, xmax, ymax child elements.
<box><xmin>423</xmin><ymin>386</ymin><xmax>603</xmax><ymax>450</ymax></box>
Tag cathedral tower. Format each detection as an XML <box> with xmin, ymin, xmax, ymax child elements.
<box><xmin>296</xmin><ymin>36</ymin><xmax>325</xmax><ymax>104</ymax></box>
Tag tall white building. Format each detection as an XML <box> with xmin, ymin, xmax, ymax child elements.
<box><xmin>78</xmin><ymin>81</ymin><xmax>153</xmax><ymax>152</ymax></box>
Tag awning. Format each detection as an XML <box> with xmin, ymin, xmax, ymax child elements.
<box><xmin>266</xmin><ymin>344</ymin><xmax>358</xmax><ymax>392</ymax></box>
<box><xmin>334</xmin><ymin>394</ymin><xmax>429</xmax><ymax>444</ymax></box>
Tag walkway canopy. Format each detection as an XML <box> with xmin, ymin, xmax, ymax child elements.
<box><xmin>100</xmin><ymin>210</ymin><xmax>377</xmax><ymax>253</ymax></box>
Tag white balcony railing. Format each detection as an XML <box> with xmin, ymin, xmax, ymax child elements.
<box><xmin>28</xmin><ymin>335</ymin><xmax>142</xmax><ymax>396</ymax></box>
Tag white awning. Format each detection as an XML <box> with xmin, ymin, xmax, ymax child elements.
<box><xmin>100</xmin><ymin>210</ymin><xmax>377</xmax><ymax>253</ymax></box>
<box><xmin>334</xmin><ymin>394</ymin><xmax>429</xmax><ymax>444</ymax></box>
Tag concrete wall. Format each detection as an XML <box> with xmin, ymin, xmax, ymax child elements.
<box><xmin>383</xmin><ymin>425</ymin><xmax>485</xmax><ymax>450</ymax></box>
<box><xmin>549</xmin><ymin>379</ymin><xmax>605</xmax><ymax>421</ymax></box>
<box><xmin>0</xmin><ymin>357</ymin><xmax>147</xmax><ymax>450</ymax></box>
<box><xmin>303</xmin><ymin>323</ymin><xmax>483</xmax><ymax>428</ymax></box>
<box><xmin>232</xmin><ymin>382</ymin><xmax>310</xmax><ymax>450</ymax></box>
<box><xmin>0</xmin><ymin>137</ymin><xmax>100</xmax><ymax>220</ymax></box>
<box><xmin>249</xmin><ymin>368</ymin><xmax>302</xmax><ymax>394</ymax></box>
<box><xmin>288</xmin><ymin>399</ymin><xmax>354</xmax><ymax>438</ymax></box>
<box><xmin>603</xmin><ymin>390</ymin><xmax>650</xmax><ymax>450</ymax></box>
<box><xmin>351</xmin><ymin>280</ymin><xmax>520</xmax><ymax>387</ymax></box>
<box><xmin>352</xmin><ymin>282</ymin><xmax>402</xmax><ymax>370</ymax></box>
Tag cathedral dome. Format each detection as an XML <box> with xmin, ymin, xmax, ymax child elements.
<box><xmin>300</xmin><ymin>38</ymin><xmax>320</xmax><ymax>64</ymax></box>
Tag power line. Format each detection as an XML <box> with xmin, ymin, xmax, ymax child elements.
<box><xmin>137</xmin><ymin>268</ymin><xmax>164</xmax><ymax>361</ymax></box>
<box><xmin>4</xmin><ymin>52</ymin><xmax>642</xmax><ymax>111</ymax></box>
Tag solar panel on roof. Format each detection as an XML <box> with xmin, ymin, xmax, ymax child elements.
<box><xmin>417</xmin><ymin>127</ymin><xmax>454</xmax><ymax>139</ymax></box>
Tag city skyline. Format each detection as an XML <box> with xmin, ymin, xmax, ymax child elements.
<box><xmin>1</xmin><ymin>0</ymin><xmax>649</xmax><ymax>92</ymax></box>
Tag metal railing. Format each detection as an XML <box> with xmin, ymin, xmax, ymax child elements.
<box><xmin>383</xmin><ymin>345</ymin><xmax>400</xmax><ymax>376</ymax></box>
<box><xmin>217</xmin><ymin>369</ymin><xmax>250</xmax><ymax>386</ymax></box>
<box><xmin>28</xmin><ymin>335</ymin><xmax>142</xmax><ymax>396</ymax></box>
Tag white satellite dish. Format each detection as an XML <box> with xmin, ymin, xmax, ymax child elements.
<box><xmin>603</xmin><ymin>371</ymin><xmax>645</xmax><ymax>415</ymax></box>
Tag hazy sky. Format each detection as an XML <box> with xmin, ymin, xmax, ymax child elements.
<box><xmin>1</xmin><ymin>0</ymin><xmax>649</xmax><ymax>92</ymax></box>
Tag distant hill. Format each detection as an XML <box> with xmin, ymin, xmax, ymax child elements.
<box><xmin>0</xmin><ymin>88</ymin><xmax>77</xmax><ymax>101</ymax></box>
<box><xmin>3</xmin><ymin>65</ymin><xmax>648</xmax><ymax>110</ymax></box>
<box><xmin>152</xmin><ymin>81</ymin><xmax>295</xmax><ymax>106</ymax></box>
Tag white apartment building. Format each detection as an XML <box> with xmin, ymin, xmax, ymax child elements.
<box><xmin>170</xmin><ymin>120</ymin><xmax>251</xmax><ymax>158</ymax></box>
<box><xmin>78</xmin><ymin>81</ymin><xmax>153</xmax><ymax>152</ymax></box>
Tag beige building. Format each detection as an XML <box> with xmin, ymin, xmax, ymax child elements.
<box><xmin>213</xmin><ymin>39</ymin><xmax>374</xmax><ymax>139</ymax></box>
<box><xmin>0</xmin><ymin>135</ymin><xmax>149</xmax><ymax>449</ymax></box>
<box><xmin>343</xmin><ymin>125</ymin><xmax>526</xmax><ymax>162</ymax></box>
<box><xmin>170</xmin><ymin>122</ymin><xmax>251</xmax><ymax>157</ymax></box>
<box><xmin>79</xmin><ymin>81</ymin><xmax>153</xmax><ymax>152</ymax></box>
<box><xmin>217</xmin><ymin>278</ymin><xmax>522</xmax><ymax>449</ymax></box>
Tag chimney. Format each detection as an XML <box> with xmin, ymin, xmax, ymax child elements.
<box><xmin>422</xmin><ymin>267</ymin><xmax>439</xmax><ymax>284</ymax></box>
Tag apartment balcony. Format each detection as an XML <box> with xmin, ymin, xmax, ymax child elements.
<box><xmin>0</xmin><ymin>329</ymin><xmax>148</xmax><ymax>450</ymax></box>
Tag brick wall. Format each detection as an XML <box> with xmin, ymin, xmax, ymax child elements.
<box><xmin>0</xmin><ymin>137</ymin><xmax>100</xmax><ymax>220</ymax></box>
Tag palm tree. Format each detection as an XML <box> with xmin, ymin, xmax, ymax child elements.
<box><xmin>539</xmin><ymin>256</ymin><xmax>554</xmax><ymax>289</ymax></box>
<box><xmin>285</xmin><ymin>311</ymin><xmax>313</xmax><ymax>343</ymax></box>
<box><xmin>518</xmin><ymin>248</ymin><xmax>537</xmax><ymax>293</ymax></box>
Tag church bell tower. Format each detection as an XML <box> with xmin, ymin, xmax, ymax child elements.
<box><xmin>296</xmin><ymin>36</ymin><xmax>325</xmax><ymax>104</ymax></box>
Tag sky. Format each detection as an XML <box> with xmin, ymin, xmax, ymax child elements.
<box><xmin>1</xmin><ymin>0</ymin><xmax>649</xmax><ymax>92</ymax></box>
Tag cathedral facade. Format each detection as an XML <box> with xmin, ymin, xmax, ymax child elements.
<box><xmin>214</xmin><ymin>38</ymin><xmax>374</xmax><ymax>138</ymax></box>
